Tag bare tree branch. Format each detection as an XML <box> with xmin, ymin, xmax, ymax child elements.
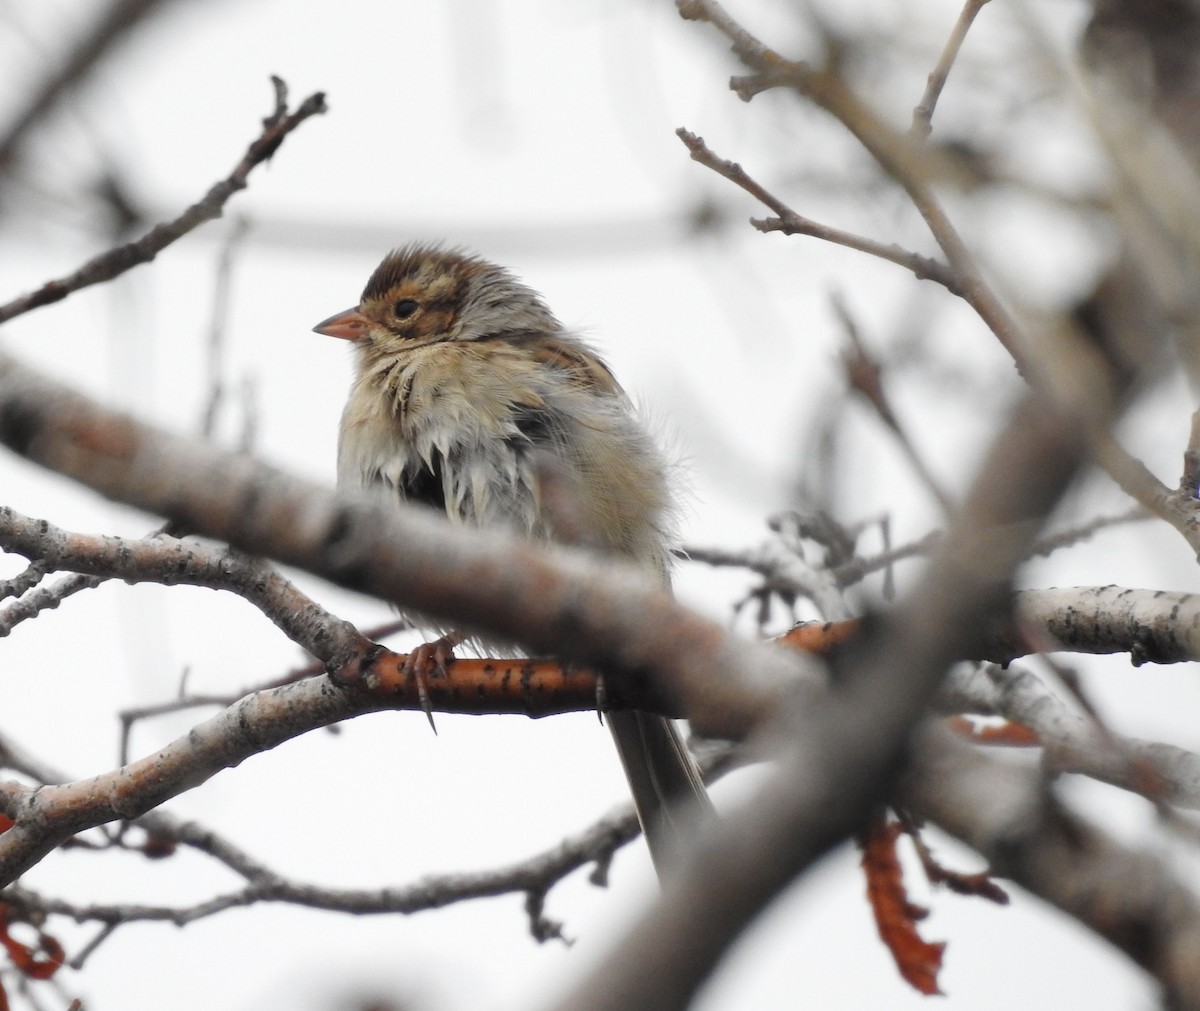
<box><xmin>0</xmin><ymin>0</ymin><xmax>183</xmax><ymax>170</ymax></box>
<box><xmin>4</xmin><ymin>801</ymin><xmax>644</xmax><ymax>930</ymax></box>
<box><xmin>0</xmin><ymin>353</ymin><xmax>809</xmax><ymax>738</ymax></box>
<box><xmin>1028</xmin><ymin>506</ymin><xmax>1149</xmax><ymax>557</ymax></box>
<box><xmin>1092</xmin><ymin>430</ymin><xmax>1200</xmax><ymax>558</ymax></box>
<box><xmin>0</xmin><ymin>571</ymin><xmax>103</xmax><ymax>635</ymax></box>
<box><xmin>677</xmin><ymin>0</ymin><xmax>1200</xmax><ymax>571</ymax></box>
<box><xmin>910</xmin><ymin>0</ymin><xmax>994</xmax><ymax>140</ymax></box>
<box><xmin>937</xmin><ymin>663</ymin><xmax>1200</xmax><ymax>808</ymax></box>
<box><xmin>0</xmin><ymin>731</ymin><xmax>734</xmax><ymax>948</ymax></box>
<box><xmin>0</xmin><ymin>676</ymin><xmax>380</xmax><ymax>886</ymax></box>
<box><xmin>832</xmin><ymin>292</ymin><xmax>956</xmax><ymax>514</ymax></box>
<box><xmin>904</xmin><ymin>724</ymin><xmax>1200</xmax><ymax>1006</ymax></box>
<box><xmin>549</xmin><ymin>389</ymin><xmax>1091</xmax><ymax>1011</ymax></box>
<box><xmin>675</xmin><ymin>128</ymin><xmax>961</xmax><ymax>292</ymax></box>
<box><xmin>1003</xmin><ymin>586</ymin><xmax>1200</xmax><ymax>664</ymax></box>
<box><xmin>0</xmin><ymin>77</ymin><xmax>327</xmax><ymax>325</ymax></box>
<box><xmin>0</xmin><ymin>505</ymin><xmax>363</xmax><ymax>657</ymax></box>
<box><xmin>0</xmin><ymin>560</ymin><xmax>52</xmax><ymax>603</ymax></box>
<box><xmin>676</xmin><ymin>0</ymin><xmax>1036</xmax><ymax>378</ymax></box>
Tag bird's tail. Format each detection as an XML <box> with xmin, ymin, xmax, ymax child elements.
<box><xmin>607</xmin><ymin>710</ymin><xmax>715</xmax><ymax>877</ymax></box>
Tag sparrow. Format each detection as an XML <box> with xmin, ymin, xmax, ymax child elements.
<box><xmin>313</xmin><ymin>243</ymin><xmax>712</xmax><ymax>874</ymax></box>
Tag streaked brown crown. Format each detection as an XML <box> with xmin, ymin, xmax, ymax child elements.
<box><xmin>356</xmin><ymin>244</ymin><xmax>560</xmax><ymax>347</ymax></box>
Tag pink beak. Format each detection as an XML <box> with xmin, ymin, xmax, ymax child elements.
<box><xmin>313</xmin><ymin>307</ymin><xmax>371</xmax><ymax>341</ymax></box>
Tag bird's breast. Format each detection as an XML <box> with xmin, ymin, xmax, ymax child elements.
<box><xmin>336</xmin><ymin>340</ymin><xmax>672</xmax><ymax>574</ymax></box>
<box><xmin>338</xmin><ymin>345</ymin><xmax>547</xmax><ymax>529</ymax></box>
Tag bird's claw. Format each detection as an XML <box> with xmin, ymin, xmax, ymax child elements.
<box><xmin>592</xmin><ymin>668</ymin><xmax>608</xmax><ymax>726</ymax></box>
<box><xmin>402</xmin><ymin>636</ymin><xmax>458</xmax><ymax>734</ymax></box>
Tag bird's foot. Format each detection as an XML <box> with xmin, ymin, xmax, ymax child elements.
<box><xmin>402</xmin><ymin>636</ymin><xmax>458</xmax><ymax>734</ymax></box>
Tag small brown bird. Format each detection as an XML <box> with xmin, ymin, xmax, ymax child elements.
<box><xmin>314</xmin><ymin>244</ymin><xmax>711</xmax><ymax>873</ymax></box>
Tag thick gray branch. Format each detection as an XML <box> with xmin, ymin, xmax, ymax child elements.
<box><xmin>0</xmin><ymin>352</ymin><xmax>807</xmax><ymax>740</ymax></box>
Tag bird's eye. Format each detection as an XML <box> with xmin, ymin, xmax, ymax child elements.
<box><xmin>393</xmin><ymin>299</ymin><xmax>420</xmax><ymax>320</ymax></box>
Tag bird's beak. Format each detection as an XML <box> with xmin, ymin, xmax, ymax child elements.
<box><xmin>313</xmin><ymin>307</ymin><xmax>371</xmax><ymax>341</ymax></box>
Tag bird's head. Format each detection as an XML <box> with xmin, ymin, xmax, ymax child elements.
<box><xmin>313</xmin><ymin>244</ymin><xmax>560</xmax><ymax>356</ymax></box>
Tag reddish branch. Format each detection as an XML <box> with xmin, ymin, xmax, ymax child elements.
<box><xmin>0</xmin><ymin>504</ymin><xmax>759</xmax><ymax>720</ymax></box>
<box><xmin>777</xmin><ymin>620</ymin><xmax>858</xmax><ymax>654</ymax></box>
<box><xmin>945</xmin><ymin>716</ymin><xmax>1040</xmax><ymax>747</ymax></box>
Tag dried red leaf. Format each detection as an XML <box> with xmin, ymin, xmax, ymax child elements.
<box><xmin>0</xmin><ymin>815</ymin><xmax>12</xmax><ymax>834</ymax></box>
<box><xmin>859</xmin><ymin>815</ymin><xmax>945</xmax><ymax>996</ymax></box>
<box><xmin>0</xmin><ymin>903</ymin><xmax>65</xmax><ymax>981</ymax></box>
<box><xmin>946</xmin><ymin>715</ymin><xmax>1039</xmax><ymax>746</ymax></box>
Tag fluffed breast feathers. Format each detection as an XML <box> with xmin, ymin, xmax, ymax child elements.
<box><xmin>337</xmin><ymin>335</ymin><xmax>673</xmax><ymax>574</ymax></box>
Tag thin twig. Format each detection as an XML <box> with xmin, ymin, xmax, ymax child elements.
<box><xmin>0</xmin><ymin>77</ymin><xmax>327</xmax><ymax>325</ymax></box>
<box><xmin>1092</xmin><ymin>433</ymin><xmax>1200</xmax><ymax>556</ymax></box>
<box><xmin>115</xmin><ymin>618</ymin><xmax>414</xmax><ymax>765</ymax></box>
<box><xmin>1028</xmin><ymin>506</ymin><xmax>1149</xmax><ymax>558</ymax></box>
<box><xmin>11</xmin><ymin>802</ymin><xmax>644</xmax><ymax>931</ymax></box>
<box><xmin>910</xmin><ymin>0</ymin><xmax>993</xmax><ymax>141</ymax></box>
<box><xmin>831</xmin><ymin>292</ymin><xmax>955</xmax><ymax>514</ymax></box>
<box><xmin>0</xmin><ymin>559</ymin><xmax>52</xmax><ymax>603</ymax></box>
<box><xmin>681</xmin><ymin>530</ymin><xmax>938</xmax><ymax>593</ymax></box>
<box><xmin>678</xmin><ymin>0</ymin><xmax>1200</xmax><ymax>559</ymax></box>
<box><xmin>831</xmin><ymin>532</ymin><xmax>942</xmax><ymax>587</ymax></box>
<box><xmin>6</xmin><ymin>742</ymin><xmax>732</xmax><ymax>951</ymax></box>
<box><xmin>200</xmin><ymin>217</ymin><xmax>251</xmax><ymax>440</ymax></box>
<box><xmin>0</xmin><ymin>572</ymin><xmax>104</xmax><ymax>636</ymax></box>
<box><xmin>67</xmin><ymin>923</ymin><xmax>119</xmax><ymax>971</ymax></box>
<box><xmin>1182</xmin><ymin>408</ymin><xmax>1200</xmax><ymax>494</ymax></box>
<box><xmin>676</xmin><ymin>128</ymin><xmax>960</xmax><ymax>292</ymax></box>
<box><xmin>0</xmin><ymin>0</ymin><xmax>176</xmax><ymax>169</ymax></box>
<box><xmin>678</xmin><ymin>0</ymin><xmax>1034</xmax><ymax>376</ymax></box>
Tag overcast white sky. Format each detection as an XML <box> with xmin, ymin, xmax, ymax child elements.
<box><xmin>1</xmin><ymin>1</ymin><xmax>1196</xmax><ymax>1008</ymax></box>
